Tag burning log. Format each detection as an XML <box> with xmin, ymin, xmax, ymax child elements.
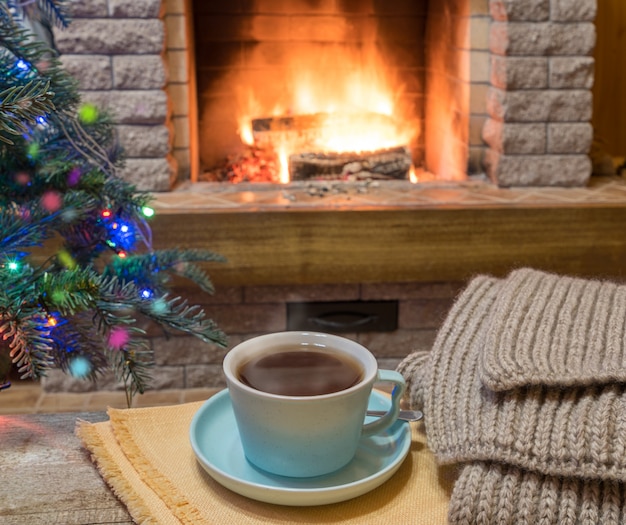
<box><xmin>252</xmin><ymin>113</ymin><xmax>331</xmax><ymax>134</ymax></box>
<box><xmin>289</xmin><ymin>146</ymin><xmax>412</xmax><ymax>181</ymax></box>
<box><xmin>251</xmin><ymin>112</ymin><xmax>400</xmax><ymax>151</ymax></box>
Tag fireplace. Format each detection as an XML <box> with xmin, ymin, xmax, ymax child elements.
<box><xmin>56</xmin><ymin>0</ymin><xmax>597</xmax><ymax>191</ymax></box>
<box><xmin>191</xmin><ymin>0</ymin><xmax>488</xmax><ymax>182</ymax></box>
<box><xmin>192</xmin><ymin>1</ymin><xmax>427</xmax><ymax>184</ymax></box>
<box><xmin>43</xmin><ymin>0</ymin><xmax>626</xmax><ymax>395</ymax></box>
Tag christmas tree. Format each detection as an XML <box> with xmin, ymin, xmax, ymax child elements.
<box><xmin>0</xmin><ymin>1</ymin><xmax>226</xmax><ymax>405</ymax></box>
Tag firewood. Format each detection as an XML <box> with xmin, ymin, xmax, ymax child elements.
<box><xmin>251</xmin><ymin>112</ymin><xmax>399</xmax><ymax>151</ymax></box>
<box><xmin>289</xmin><ymin>146</ymin><xmax>412</xmax><ymax>181</ymax></box>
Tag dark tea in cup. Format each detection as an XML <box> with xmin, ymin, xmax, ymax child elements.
<box><xmin>237</xmin><ymin>346</ymin><xmax>363</xmax><ymax>396</ymax></box>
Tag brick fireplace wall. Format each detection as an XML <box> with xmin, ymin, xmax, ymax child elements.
<box><xmin>483</xmin><ymin>0</ymin><xmax>596</xmax><ymax>186</ymax></box>
<box><xmin>55</xmin><ymin>0</ymin><xmax>185</xmax><ymax>191</ymax></box>
<box><xmin>54</xmin><ymin>0</ymin><xmax>597</xmax><ymax>190</ymax></box>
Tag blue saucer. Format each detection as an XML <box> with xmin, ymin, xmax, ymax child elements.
<box><xmin>189</xmin><ymin>389</ymin><xmax>411</xmax><ymax>506</ymax></box>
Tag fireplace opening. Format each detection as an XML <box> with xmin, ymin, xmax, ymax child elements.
<box><xmin>190</xmin><ymin>1</ymin><xmax>470</xmax><ymax>185</ymax></box>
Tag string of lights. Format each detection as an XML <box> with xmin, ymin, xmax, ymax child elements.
<box><xmin>0</xmin><ymin>1</ymin><xmax>226</xmax><ymax>405</ymax></box>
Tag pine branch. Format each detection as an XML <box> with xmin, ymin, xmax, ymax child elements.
<box><xmin>0</xmin><ymin>79</ymin><xmax>55</xmax><ymax>143</ymax></box>
<box><xmin>159</xmin><ymin>249</ymin><xmax>226</xmax><ymax>293</ymax></box>
<box><xmin>0</xmin><ymin>12</ymin><xmax>76</xmax><ymax>102</ymax></box>
<box><xmin>41</xmin><ymin>270</ymin><xmax>126</xmax><ymax>327</ymax></box>
<box><xmin>0</xmin><ymin>202</ymin><xmax>58</xmax><ymax>257</ymax></box>
<box><xmin>94</xmin><ymin>274</ymin><xmax>226</xmax><ymax>347</ymax></box>
<box><xmin>32</xmin><ymin>0</ymin><xmax>72</xmax><ymax>29</ymax></box>
<box><xmin>137</xmin><ymin>295</ymin><xmax>226</xmax><ymax>347</ymax></box>
<box><xmin>109</xmin><ymin>340</ymin><xmax>153</xmax><ymax>406</ymax></box>
<box><xmin>46</xmin><ymin>314</ymin><xmax>108</xmax><ymax>378</ymax></box>
<box><xmin>0</xmin><ymin>310</ymin><xmax>54</xmax><ymax>378</ymax></box>
<box><xmin>107</xmin><ymin>249</ymin><xmax>226</xmax><ymax>294</ymax></box>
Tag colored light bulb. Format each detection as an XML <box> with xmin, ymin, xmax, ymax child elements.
<box><xmin>69</xmin><ymin>356</ymin><xmax>91</xmax><ymax>378</ymax></box>
<box><xmin>15</xmin><ymin>59</ymin><xmax>29</xmax><ymax>71</ymax></box>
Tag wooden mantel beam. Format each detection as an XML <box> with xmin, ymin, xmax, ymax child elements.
<box><xmin>150</xmin><ymin>203</ymin><xmax>626</xmax><ymax>286</ymax></box>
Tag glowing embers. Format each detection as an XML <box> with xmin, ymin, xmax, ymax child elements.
<box><xmin>214</xmin><ymin>111</ymin><xmax>413</xmax><ymax>184</ymax></box>
<box><xmin>217</xmin><ymin>146</ymin><xmax>282</xmax><ymax>184</ymax></box>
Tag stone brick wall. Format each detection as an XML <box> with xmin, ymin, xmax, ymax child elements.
<box><xmin>54</xmin><ymin>0</ymin><xmax>182</xmax><ymax>191</ymax></box>
<box><xmin>483</xmin><ymin>0</ymin><xmax>596</xmax><ymax>185</ymax></box>
<box><xmin>41</xmin><ymin>280</ymin><xmax>463</xmax><ymax>393</ymax></box>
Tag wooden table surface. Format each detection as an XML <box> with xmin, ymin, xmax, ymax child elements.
<box><xmin>0</xmin><ymin>412</ymin><xmax>134</xmax><ymax>525</ymax></box>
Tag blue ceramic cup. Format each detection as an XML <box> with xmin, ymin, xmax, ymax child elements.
<box><xmin>223</xmin><ymin>331</ymin><xmax>406</xmax><ymax>478</ymax></box>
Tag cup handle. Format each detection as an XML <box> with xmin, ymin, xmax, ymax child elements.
<box><xmin>361</xmin><ymin>369</ymin><xmax>407</xmax><ymax>437</ymax></box>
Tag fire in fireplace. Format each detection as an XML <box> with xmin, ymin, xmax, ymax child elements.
<box><xmin>244</xmin><ymin>112</ymin><xmax>416</xmax><ymax>184</ymax></box>
<box><xmin>192</xmin><ymin>1</ymin><xmax>429</xmax><ymax>184</ymax></box>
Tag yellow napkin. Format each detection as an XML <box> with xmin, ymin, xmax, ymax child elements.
<box><xmin>76</xmin><ymin>394</ymin><xmax>455</xmax><ymax>525</ymax></box>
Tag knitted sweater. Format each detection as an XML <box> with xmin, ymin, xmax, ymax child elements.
<box><xmin>397</xmin><ymin>268</ymin><xmax>626</xmax><ymax>524</ymax></box>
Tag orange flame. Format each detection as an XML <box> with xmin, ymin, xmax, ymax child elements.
<box><xmin>278</xmin><ymin>147</ymin><xmax>289</xmax><ymax>184</ymax></box>
<box><xmin>236</xmin><ymin>44</ymin><xmax>418</xmax><ymax>182</ymax></box>
<box><xmin>239</xmin><ymin>116</ymin><xmax>254</xmax><ymax>146</ymax></box>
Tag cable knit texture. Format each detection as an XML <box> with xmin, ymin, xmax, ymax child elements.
<box><xmin>481</xmin><ymin>268</ymin><xmax>626</xmax><ymax>391</ymax></box>
<box><xmin>397</xmin><ymin>268</ymin><xmax>626</xmax><ymax>525</ymax></box>
<box><xmin>447</xmin><ymin>462</ymin><xmax>626</xmax><ymax>525</ymax></box>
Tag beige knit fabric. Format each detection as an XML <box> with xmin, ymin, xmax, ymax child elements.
<box><xmin>481</xmin><ymin>268</ymin><xmax>626</xmax><ymax>391</ymax></box>
<box><xmin>448</xmin><ymin>462</ymin><xmax>626</xmax><ymax>525</ymax></box>
<box><xmin>397</xmin><ymin>268</ymin><xmax>626</xmax><ymax>525</ymax></box>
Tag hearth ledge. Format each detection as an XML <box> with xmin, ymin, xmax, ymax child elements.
<box><xmin>150</xmin><ymin>177</ymin><xmax>626</xmax><ymax>286</ymax></box>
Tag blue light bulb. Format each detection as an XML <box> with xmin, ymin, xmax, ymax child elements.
<box><xmin>106</xmin><ymin>219</ymin><xmax>136</xmax><ymax>251</ymax></box>
<box><xmin>15</xmin><ymin>59</ymin><xmax>29</xmax><ymax>71</ymax></box>
<box><xmin>69</xmin><ymin>356</ymin><xmax>92</xmax><ymax>378</ymax></box>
